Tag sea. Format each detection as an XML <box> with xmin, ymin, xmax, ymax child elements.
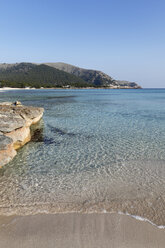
<box><xmin>0</xmin><ymin>88</ymin><xmax>165</xmax><ymax>227</ymax></box>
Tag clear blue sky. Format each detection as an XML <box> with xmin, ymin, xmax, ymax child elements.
<box><xmin>1</xmin><ymin>0</ymin><xmax>165</xmax><ymax>87</ymax></box>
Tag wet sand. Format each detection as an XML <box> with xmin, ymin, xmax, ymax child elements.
<box><xmin>0</xmin><ymin>213</ymin><xmax>164</xmax><ymax>248</ymax></box>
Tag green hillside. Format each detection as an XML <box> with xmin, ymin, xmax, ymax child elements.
<box><xmin>0</xmin><ymin>62</ymin><xmax>141</xmax><ymax>88</ymax></box>
<box><xmin>45</xmin><ymin>62</ymin><xmax>115</xmax><ymax>86</ymax></box>
<box><xmin>0</xmin><ymin>63</ymin><xmax>88</xmax><ymax>88</ymax></box>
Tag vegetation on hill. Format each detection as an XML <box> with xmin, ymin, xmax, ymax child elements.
<box><xmin>44</xmin><ymin>62</ymin><xmax>116</xmax><ymax>86</ymax></box>
<box><xmin>0</xmin><ymin>62</ymin><xmax>141</xmax><ymax>88</ymax></box>
<box><xmin>0</xmin><ymin>63</ymin><xmax>89</xmax><ymax>88</ymax></box>
<box><xmin>44</xmin><ymin>63</ymin><xmax>141</xmax><ymax>88</ymax></box>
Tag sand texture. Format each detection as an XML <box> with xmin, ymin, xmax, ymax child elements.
<box><xmin>0</xmin><ymin>213</ymin><xmax>164</xmax><ymax>248</ymax></box>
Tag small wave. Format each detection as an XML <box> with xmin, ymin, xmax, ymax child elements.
<box><xmin>117</xmin><ymin>211</ymin><xmax>165</xmax><ymax>229</ymax></box>
<box><xmin>0</xmin><ymin>205</ymin><xmax>165</xmax><ymax>230</ymax></box>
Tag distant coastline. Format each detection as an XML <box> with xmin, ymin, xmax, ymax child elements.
<box><xmin>0</xmin><ymin>86</ymin><xmax>142</xmax><ymax>91</ymax></box>
<box><xmin>0</xmin><ymin>62</ymin><xmax>141</xmax><ymax>89</ymax></box>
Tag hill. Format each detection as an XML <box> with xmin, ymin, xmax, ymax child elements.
<box><xmin>44</xmin><ymin>62</ymin><xmax>116</xmax><ymax>86</ymax></box>
<box><xmin>0</xmin><ymin>62</ymin><xmax>141</xmax><ymax>88</ymax></box>
<box><xmin>44</xmin><ymin>62</ymin><xmax>141</xmax><ymax>88</ymax></box>
<box><xmin>0</xmin><ymin>63</ymin><xmax>87</xmax><ymax>88</ymax></box>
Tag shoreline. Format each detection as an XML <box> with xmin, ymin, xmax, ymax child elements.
<box><xmin>0</xmin><ymin>213</ymin><xmax>164</xmax><ymax>248</ymax></box>
<box><xmin>0</xmin><ymin>87</ymin><xmax>25</xmax><ymax>91</ymax></box>
<box><xmin>0</xmin><ymin>208</ymin><xmax>164</xmax><ymax>230</ymax></box>
<box><xmin>0</xmin><ymin>86</ymin><xmax>141</xmax><ymax>91</ymax></box>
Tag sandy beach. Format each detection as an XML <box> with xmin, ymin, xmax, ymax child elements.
<box><xmin>0</xmin><ymin>89</ymin><xmax>165</xmax><ymax>248</ymax></box>
<box><xmin>0</xmin><ymin>213</ymin><xmax>164</xmax><ymax>248</ymax></box>
<box><xmin>0</xmin><ymin>87</ymin><xmax>23</xmax><ymax>91</ymax></box>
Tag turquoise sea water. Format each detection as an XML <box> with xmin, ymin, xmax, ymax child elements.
<box><xmin>0</xmin><ymin>89</ymin><xmax>165</xmax><ymax>226</ymax></box>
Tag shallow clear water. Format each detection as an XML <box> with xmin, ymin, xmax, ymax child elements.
<box><xmin>0</xmin><ymin>89</ymin><xmax>165</xmax><ymax>226</ymax></box>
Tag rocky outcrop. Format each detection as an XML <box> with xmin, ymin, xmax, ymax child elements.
<box><xmin>0</xmin><ymin>135</ymin><xmax>16</xmax><ymax>167</ymax></box>
<box><xmin>0</xmin><ymin>102</ymin><xmax>44</xmax><ymax>167</ymax></box>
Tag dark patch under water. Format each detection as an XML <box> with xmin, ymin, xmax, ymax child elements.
<box><xmin>48</xmin><ymin>124</ymin><xmax>76</xmax><ymax>137</ymax></box>
<box><xmin>31</xmin><ymin>128</ymin><xmax>60</xmax><ymax>145</ymax></box>
<box><xmin>31</xmin><ymin>128</ymin><xmax>44</xmax><ymax>142</ymax></box>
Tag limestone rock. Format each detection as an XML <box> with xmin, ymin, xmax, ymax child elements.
<box><xmin>0</xmin><ymin>134</ymin><xmax>13</xmax><ymax>150</ymax></box>
<box><xmin>0</xmin><ymin>103</ymin><xmax>44</xmax><ymax>167</ymax></box>
<box><xmin>0</xmin><ymin>135</ymin><xmax>17</xmax><ymax>167</ymax></box>
<box><xmin>0</xmin><ymin>111</ymin><xmax>26</xmax><ymax>133</ymax></box>
<box><xmin>13</xmin><ymin>101</ymin><xmax>22</xmax><ymax>106</ymax></box>
<box><xmin>0</xmin><ymin>105</ymin><xmax>44</xmax><ymax>133</ymax></box>
<box><xmin>5</xmin><ymin>126</ymin><xmax>31</xmax><ymax>150</ymax></box>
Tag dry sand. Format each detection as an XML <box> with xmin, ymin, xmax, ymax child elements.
<box><xmin>0</xmin><ymin>213</ymin><xmax>164</xmax><ymax>248</ymax></box>
<box><xmin>0</xmin><ymin>87</ymin><xmax>22</xmax><ymax>91</ymax></box>
<box><xmin>0</xmin><ymin>87</ymin><xmax>37</xmax><ymax>91</ymax></box>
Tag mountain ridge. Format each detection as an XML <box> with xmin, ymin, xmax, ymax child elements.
<box><xmin>0</xmin><ymin>63</ymin><xmax>87</xmax><ymax>88</ymax></box>
<box><xmin>0</xmin><ymin>62</ymin><xmax>141</xmax><ymax>88</ymax></box>
<box><xmin>43</xmin><ymin>62</ymin><xmax>141</xmax><ymax>88</ymax></box>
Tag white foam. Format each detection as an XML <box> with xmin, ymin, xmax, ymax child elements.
<box><xmin>118</xmin><ymin>211</ymin><xmax>165</xmax><ymax>229</ymax></box>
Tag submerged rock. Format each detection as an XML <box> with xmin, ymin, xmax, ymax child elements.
<box><xmin>0</xmin><ymin>103</ymin><xmax>44</xmax><ymax>167</ymax></box>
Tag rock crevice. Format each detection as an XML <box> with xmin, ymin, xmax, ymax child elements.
<box><xmin>0</xmin><ymin>102</ymin><xmax>44</xmax><ymax>167</ymax></box>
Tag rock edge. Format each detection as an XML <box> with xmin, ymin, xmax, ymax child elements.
<box><xmin>0</xmin><ymin>102</ymin><xmax>44</xmax><ymax>167</ymax></box>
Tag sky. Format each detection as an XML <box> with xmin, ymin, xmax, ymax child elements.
<box><xmin>0</xmin><ymin>0</ymin><xmax>165</xmax><ymax>88</ymax></box>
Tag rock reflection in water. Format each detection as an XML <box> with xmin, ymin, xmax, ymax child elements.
<box><xmin>30</xmin><ymin>120</ymin><xmax>60</xmax><ymax>145</ymax></box>
<box><xmin>30</xmin><ymin>120</ymin><xmax>44</xmax><ymax>142</ymax></box>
